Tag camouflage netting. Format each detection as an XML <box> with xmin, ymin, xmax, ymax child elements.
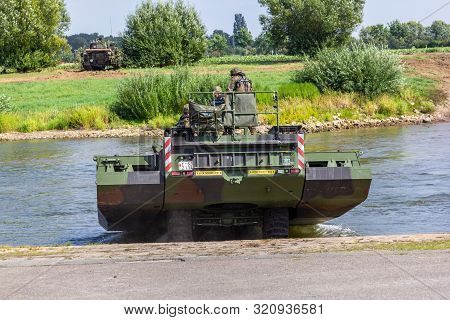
<box><xmin>189</xmin><ymin>102</ymin><xmax>224</xmax><ymax>133</ymax></box>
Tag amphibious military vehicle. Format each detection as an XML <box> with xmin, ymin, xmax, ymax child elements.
<box><xmin>82</xmin><ymin>39</ymin><xmax>122</xmax><ymax>71</ymax></box>
<box><xmin>94</xmin><ymin>92</ymin><xmax>371</xmax><ymax>241</ymax></box>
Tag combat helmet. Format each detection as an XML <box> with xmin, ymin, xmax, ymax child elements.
<box><xmin>230</xmin><ymin>68</ymin><xmax>245</xmax><ymax>77</ymax></box>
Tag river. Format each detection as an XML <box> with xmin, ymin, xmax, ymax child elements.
<box><xmin>0</xmin><ymin>123</ymin><xmax>449</xmax><ymax>246</ymax></box>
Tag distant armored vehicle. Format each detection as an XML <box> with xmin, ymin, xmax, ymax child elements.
<box><xmin>82</xmin><ymin>39</ymin><xmax>122</xmax><ymax>71</ymax></box>
<box><xmin>94</xmin><ymin>92</ymin><xmax>372</xmax><ymax>241</ymax></box>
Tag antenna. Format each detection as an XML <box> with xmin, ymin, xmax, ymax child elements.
<box><xmin>110</xmin><ymin>17</ymin><xmax>113</xmax><ymax>37</ymax></box>
<box><xmin>419</xmin><ymin>1</ymin><xmax>449</xmax><ymax>23</ymax></box>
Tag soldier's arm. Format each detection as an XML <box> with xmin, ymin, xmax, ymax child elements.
<box><xmin>227</xmin><ymin>76</ymin><xmax>238</xmax><ymax>91</ymax></box>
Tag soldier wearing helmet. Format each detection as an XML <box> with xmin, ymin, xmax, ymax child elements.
<box><xmin>227</xmin><ymin>68</ymin><xmax>253</xmax><ymax>92</ymax></box>
<box><xmin>177</xmin><ymin>104</ymin><xmax>190</xmax><ymax>128</ymax></box>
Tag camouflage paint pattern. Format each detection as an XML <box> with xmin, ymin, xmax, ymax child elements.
<box><xmin>95</xmin><ymin>135</ymin><xmax>371</xmax><ymax>231</ymax></box>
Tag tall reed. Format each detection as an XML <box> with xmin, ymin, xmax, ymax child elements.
<box><xmin>113</xmin><ymin>68</ymin><xmax>228</xmax><ymax>120</ymax></box>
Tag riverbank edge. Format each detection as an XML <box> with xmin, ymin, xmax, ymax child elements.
<box><xmin>0</xmin><ymin>111</ymin><xmax>448</xmax><ymax>142</ymax></box>
<box><xmin>1</xmin><ymin>234</ymin><xmax>449</xmax><ymax>261</ymax></box>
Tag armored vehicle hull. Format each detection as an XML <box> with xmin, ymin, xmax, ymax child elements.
<box><xmin>95</xmin><ymin>136</ymin><xmax>371</xmax><ymax>236</ymax></box>
<box><xmin>94</xmin><ymin>92</ymin><xmax>371</xmax><ymax>240</ymax></box>
<box><xmin>82</xmin><ymin>39</ymin><xmax>122</xmax><ymax>71</ymax></box>
<box><xmin>82</xmin><ymin>49</ymin><xmax>120</xmax><ymax>70</ymax></box>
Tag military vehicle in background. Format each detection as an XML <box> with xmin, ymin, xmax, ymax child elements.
<box><xmin>94</xmin><ymin>91</ymin><xmax>372</xmax><ymax>241</ymax></box>
<box><xmin>81</xmin><ymin>38</ymin><xmax>122</xmax><ymax>71</ymax></box>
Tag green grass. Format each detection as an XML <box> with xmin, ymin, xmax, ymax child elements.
<box><xmin>0</xmin><ymin>106</ymin><xmax>122</xmax><ymax>133</ymax></box>
<box><xmin>406</xmin><ymin>76</ymin><xmax>437</xmax><ymax>94</ymax></box>
<box><xmin>0</xmin><ymin>53</ymin><xmax>441</xmax><ymax>133</ymax></box>
<box><xmin>0</xmin><ymin>78</ymin><xmax>119</xmax><ymax>112</ymax></box>
<box><xmin>278</xmin><ymin>82</ymin><xmax>320</xmax><ymax>100</ymax></box>
<box><xmin>393</xmin><ymin>46</ymin><xmax>450</xmax><ymax>54</ymax></box>
<box><xmin>250</xmin><ymin>71</ymin><xmax>293</xmax><ymax>90</ymax></box>
<box><xmin>371</xmin><ymin>240</ymin><xmax>450</xmax><ymax>251</ymax></box>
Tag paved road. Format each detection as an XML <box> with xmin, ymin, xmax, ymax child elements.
<box><xmin>1</xmin><ymin>250</ymin><xmax>449</xmax><ymax>300</ymax></box>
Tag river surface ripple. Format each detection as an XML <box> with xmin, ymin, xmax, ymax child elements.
<box><xmin>0</xmin><ymin>123</ymin><xmax>449</xmax><ymax>246</ymax></box>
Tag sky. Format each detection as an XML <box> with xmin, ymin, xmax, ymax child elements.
<box><xmin>65</xmin><ymin>0</ymin><xmax>450</xmax><ymax>37</ymax></box>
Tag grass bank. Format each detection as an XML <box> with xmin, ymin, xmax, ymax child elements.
<box><xmin>0</xmin><ymin>53</ymin><xmax>446</xmax><ymax>134</ymax></box>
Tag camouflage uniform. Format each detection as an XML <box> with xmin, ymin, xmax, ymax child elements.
<box><xmin>227</xmin><ymin>68</ymin><xmax>253</xmax><ymax>92</ymax></box>
<box><xmin>177</xmin><ymin>105</ymin><xmax>190</xmax><ymax>128</ymax></box>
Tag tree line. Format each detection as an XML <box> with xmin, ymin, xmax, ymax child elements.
<box><xmin>360</xmin><ymin>20</ymin><xmax>450</xmax><ymax>49</ymax></box>
<box><xmin>1</xmin><ymin>0</ymin><xmax>449</xmax><ymax>72</ymax></box>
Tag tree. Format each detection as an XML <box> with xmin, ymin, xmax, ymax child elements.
<box><xmin>233</xmin><ymin>14</ymin><xmax>248</xmax><ymax>40</ymax></box>
<box><xmin>254</xmin><ymin>32</ymin><xmax>275</xmax><ymax>54</ymax></box>
<box><xmin>212</xmin><ymin>30</ymin><xmax>232</xmax><ymax>45</ymax></box>
<box><xmin>67</xmin><ymin>33</ymin><xmax>123</xmax><ymax>52</ymax></box>
<box><xmin>208</xmin><ymin>34</ymin><xmax>228</xmax><ymax>57</ymax></box>
<box><xmin>0</xmin><ymin>0</ymin><xmax>70</xmax><ymax>72</ymax></box>
<box><xmin>387</xmin><ymin>20</ymin><xmax>408</xmax><ymax>49</ymax></box>
<box><xmin>122</xmin><ymin>0</ymin><xmax>207</xmax><ymax>67</ymax></box>
<box><xmin>258</xmin><ymin>0</ymin><xmax>365</xmax><ymax>55</ymax></box>
<box><xmin>230</xmin><ymin>13</ymin><xmax>253</xmax><ymax>50</ymax></box>
<box><xmin>361</xmin><ymin>20</ymin><xmax>450</xmax><ymax>49</ymax></box>
<box><xmin>360</xmin><ymin>24</ymin><xmax>389</xmax><ymax>47</ymax></box>
<box><xmin>429</xmin><ymin>20</ymin><xmax>450</xmax><ymax>41</ymax></box>
<box><xmin>387</xmin><ymin>20</ymin><xmax>426</xmax><ymax>49</ymax></box>
<box><xmin>235</xmin><ymin>28</ymin><xmax>253</xmax><ymax>48</ymax></box>
<box><xmin>403</xmin><ymin>21</ymin><xmax>425</xmax><ymax>48</ymax></box>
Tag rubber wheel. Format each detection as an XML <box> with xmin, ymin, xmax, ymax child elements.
<box><xmin>167</xmin><ymin>210</ymin><xmax>194</xmax><ymax>242</ymax></box>
<box><xmin>263</xmin><ymin>208</ymin><xmax>290</xmax><ymax>239</ymax></box>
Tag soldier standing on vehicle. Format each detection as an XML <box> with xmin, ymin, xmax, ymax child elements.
<box><xmin>227</xmin><ymin>68</ymin><xmax>253</xmax><ymax>92</ymax></box>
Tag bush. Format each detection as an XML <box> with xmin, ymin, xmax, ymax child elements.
<box><xmin>0</xmin><ymin>0</ymin><xmax>70</xmax><ymax>72</ymax></box>
<box><xmin>123</xmin><ymin>0</ymin><xmax>207</xmax><ymax>67</ymax></box>
<box><xmin>113</xmin><ymin>68</ymin><xmax>228</xmax><ymax>121</ymax></box>
<box><xmin>278</xmin><ymin>82</ymin><xmax>320</xmax><ymax>100</ymax></box>
<box><xmin>294</xmin><ymin>44</ymin><xmax>405</xmax><ymax>97</ymax></box>
<box><xmin>0</xmin><ymin>95</ymin><xmax>15</xmax><ymax>113</ymax></box>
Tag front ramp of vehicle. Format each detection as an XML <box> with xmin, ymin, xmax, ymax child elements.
<box><xmin>94</xmin><ymin>155</ymin><xmax>165</xmax><ymax>231</ymax></box>
<box><xmin>291</xmin><ymin>152</ymin><xmax>372</xmax><ymax>225</ymax></box>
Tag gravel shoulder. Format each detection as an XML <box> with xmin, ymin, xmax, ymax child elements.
<box><xmin>1</xmin><ymin>234</ymin><xmax>448</xmax><ymax>263</ymax></box>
